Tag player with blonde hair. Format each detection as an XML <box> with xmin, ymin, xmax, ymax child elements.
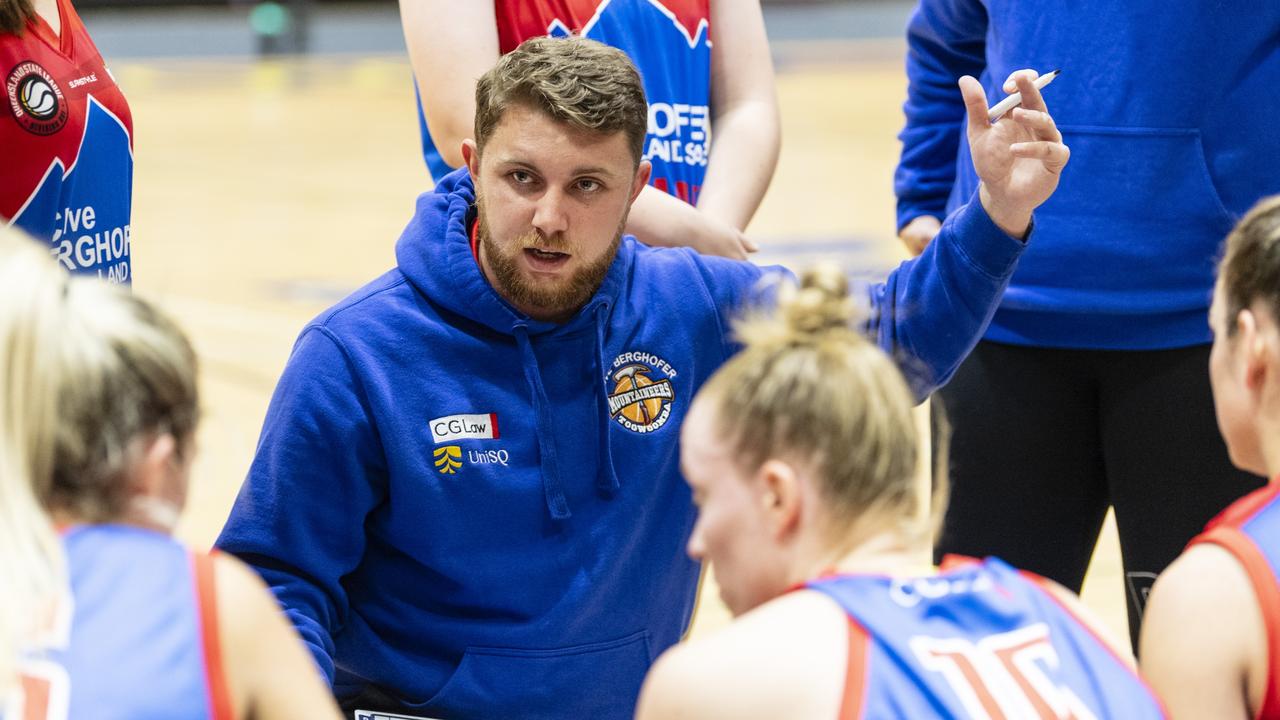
<box><xmin>0</xmin><ymin>227</ymin><xmax>340</xmax><ymax>719</ymax></box>
<box><xmin>636</xmin><ymin>264</ymin><xmax>1164</xmax><ymax>719</ymax></box>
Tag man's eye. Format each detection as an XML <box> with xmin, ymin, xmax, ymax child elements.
<box><xmin>577</xmin><ymin>179</ymin><xmax>601</xmax><ymax>192</ymax></box>
<box><xmin>511</xmin><ymin>170</ymin><xmax>534</xmax><ymax>184</ymax></box>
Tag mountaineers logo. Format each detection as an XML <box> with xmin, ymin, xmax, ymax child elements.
<box><xmin>433</xmin><ymin>445</ymin><xmax>462</xmax><ymax>474</ymax></box>
<box><xmin>7</xmin><ymin>62</ymin><xmax>67</xmax><ymax>135</ymax></box>
<box><xmin>608</xmin><ymin>352</ymin><xmax>678</xmax><ymax>434</ymax></box>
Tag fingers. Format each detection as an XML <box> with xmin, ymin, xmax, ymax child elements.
<box><xmin>959</xmin><ymin>75</ymin><xmax>992</xmax><ymax>134</ymax></box>
<box><xmin>1012</xmin><ymin>72</ymin><xmax>1049</xmax><ymax>114</ymax></box>
<box><xmin>1001</xmin><ymin>69</ymin><xmax>1039</xmax><ymax>94</ymax></box>
<box><xmin>1008</xmin><ymin>107</ymin><xmax>1062</xmax><ymax>143</ymax></box>
<box><xmin>1010</xmin><ymin>140</ymin><xmax>1070</xmax><ymax>172</ymax></box>
<box><xmin>740</xmin><ymin>235</ymin><xmax>759</xmax><ymax>254</ymax></box>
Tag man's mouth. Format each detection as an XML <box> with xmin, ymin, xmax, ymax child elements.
<box><xmin>523</xmin><ymin>247</ymin><xmax>571</xmax><ymax>270</ymax></box>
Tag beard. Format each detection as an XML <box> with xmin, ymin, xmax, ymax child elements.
<box><xmin>476</xmin><ymin>191</ymin><xmax>625</xmax><ymax>322</ymax></box>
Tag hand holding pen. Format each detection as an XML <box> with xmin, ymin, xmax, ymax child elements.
<box><xmin>989</xmin><ymin>69</ymin><xmax>1060</xmax><ymax>121</ymax></box>
<box><xmin>962</xmin><ymin>68</ymin><xmax>1070</xmax><ymax>239</ymax></box>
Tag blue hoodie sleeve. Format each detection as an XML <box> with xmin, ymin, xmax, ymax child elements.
<box><xmin>869</xmin><ymin>196</ymin><xmax>1024</xmax><ymax>399</ymax></box>
<box><xmin>685</xmin><ymin>251</ymin><xmax>792</xmax><ymax>359</ymax></box>
<box><xmin>895</xmin><ymin>0</ymin><xmax>989</xmax><ymax>231</ymax></box>
<box><xmin>214</xmin><ymin>326</ymin><xmax>388</xmax><ymax>684</ymax></box>
<box><xmin>687</xmin><ymin>200</ymin><xmax>1020</xmax><ymax>401</ymax></box>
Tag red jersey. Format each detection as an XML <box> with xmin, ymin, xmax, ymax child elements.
<box><xmin>1</xmin><ymin>0</ymin><xmax>133</xmax><ymax>283</ymax></box>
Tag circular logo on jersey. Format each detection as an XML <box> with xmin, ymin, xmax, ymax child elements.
<box><xmin>607</xmin><ymin>352</ymin><xmax>678</xmax><ymax>434</ymax></box>
<box><xmin>7</xmin><ymin>61</ymin><xmax>67</xmax><ymax>135</ymax></box>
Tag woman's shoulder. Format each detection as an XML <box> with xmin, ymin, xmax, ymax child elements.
<box><xmin>636</xmin><ymin>590</ymin><xmax>850</xmax><ymax>720</ymax></box>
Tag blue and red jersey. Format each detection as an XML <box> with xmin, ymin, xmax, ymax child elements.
<box><xmin>417</xmin><ymin>0</ymin><xmax>711</xmax><ymax>205</ymax></box>
<box><xmin>1191</xmin><ymin>482</ymin><xmax>1280</xmax><ymax>719</ymax></box>
<box><xmin>1</xmin><ymin>0</ymin><xmax>133</xmax><ymax>284</ymax></box>
<box><xmin>805</xmin><ymin>557</ymin><xmax>1164</xmax><ymax>719</ymax></box>
<box><xmin>10</xmin><ymin>526</ymin><xmax>230</xmax><ymax>720</ymax></box>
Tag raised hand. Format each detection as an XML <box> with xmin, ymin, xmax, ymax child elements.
<box><xmin>962</xmin><ymin>70</ymin><xmax>1070</xmax><ymax>238</ymax></box>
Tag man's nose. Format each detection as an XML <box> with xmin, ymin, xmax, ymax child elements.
<box><xmin>531</xmin><ymin>187</ymin><xmax>569</xmax><ymax>237</ymax></box>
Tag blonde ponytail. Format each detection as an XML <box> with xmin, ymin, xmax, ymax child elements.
<box><xmin>703</xmin><ymin>263</ymin><xmax>927</xmax><ymax>547</ymax></box>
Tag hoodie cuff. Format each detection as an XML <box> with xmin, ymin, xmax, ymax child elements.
<box><xmin>945</xmin><ymin>192</ymin><xmax>1031</xmax><ymax>281</ymax></box>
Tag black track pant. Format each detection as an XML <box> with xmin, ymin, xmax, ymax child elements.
<box><xmin>934</xmin><ymin>340</ymin><xmax>1264</xmax><ymax>652</ymax></box>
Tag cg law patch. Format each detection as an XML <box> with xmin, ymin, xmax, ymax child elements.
<box><xmin>7</xmin><ymin>61</ymin><xmax>67</xmax><ymax>135</ymax></box>
<box><xmin>607</xmin><ymin>351</ymin><xmax>678</xmax><ymax>434</ymax></box>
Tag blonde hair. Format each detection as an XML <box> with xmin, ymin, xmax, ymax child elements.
<box><xmin>1219</xmin><ymin>195</ymin><xmax>1280</xmax><ymax>336</ymax></box>
<box><xmin>700</xmin><ymin>264</ymin><xmax>934</xmax><ymax>549</ymax></box>
<box><xmin>0</xmin><ymin>227</ymin><xmax>198</xmax><ymax>694</ymax></box>
<box><xmin>474</xmin><ymin>36</ymin><xmax>649</xmax><ymax>165</ymax></box>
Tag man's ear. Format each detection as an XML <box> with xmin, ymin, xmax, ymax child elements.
<box><xmin>462</xmin><ymin>139</ymin><xmax>480</xmax><ymax>177</ymax></box>
<box><xmin>630</xmin><ymin>160</ymin><xmax>652</xmax><ymax>205</ymax></box>
<box><xmin>757</xmin><ymin>459</ymin><xmax>802</xmax><ymax>541</ymax></box>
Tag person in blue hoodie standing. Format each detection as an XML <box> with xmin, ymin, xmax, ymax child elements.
<box><xmin>894</xmin><ymin>2</ymin><xmax>1280</xmax><ymax>651</ymax></box>
<box><xmin>216</xmin><ymin>36</ymin><xmax>1069</xmax><ymax>720</ymax></box>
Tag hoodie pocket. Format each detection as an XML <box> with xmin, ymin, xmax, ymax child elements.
<box><xmin>423</xmin><ymin>630</ymin><xmax>653</xmax><ymax>720</ymax></box>
<box><xmin>1007</xmin><ymin>125</ymin><xmax>1234</xmax><ymax>313</ymax></box>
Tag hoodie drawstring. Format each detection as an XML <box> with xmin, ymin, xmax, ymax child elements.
<box><xmin>512</xmin><ymin>324</ymin><xmax>572</xmax><ymax>521</ymax></box>
<box><xmin>593</xmin><ymin>304</ymin><xmax>621</xmax><ymax>497</ymax></box>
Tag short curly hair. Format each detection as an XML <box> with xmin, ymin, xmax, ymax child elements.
<box><xmin>474</xmin><ymin>35</ymin><xmax>649</xmax><ymax>166</ymax></box>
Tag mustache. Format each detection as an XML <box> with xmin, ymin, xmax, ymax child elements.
<box><xmin>517</xmin><ymin>230</ymin><xmax>572</xmax><ymax>253</ymax></box>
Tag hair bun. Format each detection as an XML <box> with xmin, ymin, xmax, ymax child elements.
<box><xmin>781</xmin><ymin>263</ymin><xmax>855</xmax><ymax>339</ymax></box>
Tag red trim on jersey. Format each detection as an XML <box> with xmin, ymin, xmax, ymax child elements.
<box><xmin>1193</xmin><ymin>525</ymin><xmax>1280</xmax><ymax>720</ymax></box>
<box><xmin>1201</xmin><ymin>482</ymin><xmax>1280</xmax><ymax>542</ymax></box>
<box><xmin>193</xmin><ymin>552</ymin><xmax>236</xmax><ymax>720</ymax></box>
<box><xmin>839</xmin><ymin>618</ymin><xmax>870</xmax><ymax>720</ymax></box>
<box><xmin>470</xmin><ymin>219</ymin><xmax>480</xmax><ymax>262</ymax></box>
<box><xmin>1016</xmin><ymin>568</ymin><xmax>1168</xmax><ymax>715</ymax></box>
<box><xmin>938</xmin><ymin>554</ymin><xmax>980</xmax><ymax>571</ymax></box>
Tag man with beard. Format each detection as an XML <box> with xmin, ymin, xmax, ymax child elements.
<box><xmin>216</xmin><ymin>37</ymin><xmax>1068</xmax><ymax>720</ymax></box>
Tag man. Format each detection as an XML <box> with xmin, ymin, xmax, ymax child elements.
<box><xmin>399</xmin><ymin>0</ymin><xmax>779</xmax><ymax>259</ymax></box>
<box><xmin>216</xmin><ymin>37</ymin><xmax>1067</xmax><ymax>720</ymax></box>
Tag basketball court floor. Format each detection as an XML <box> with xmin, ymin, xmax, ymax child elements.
<box><xmin>108</xmin><ymin>28</ymin><xmax>1129</xmax><ymax>644</ymax></box>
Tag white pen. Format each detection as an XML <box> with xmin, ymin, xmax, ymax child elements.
<box><xmin>987</xmin><ymin>69</ymin><xmax>1060</xmax><ymax>121</ymax></box>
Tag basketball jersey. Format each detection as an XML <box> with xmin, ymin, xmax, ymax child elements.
<box><xmin>1191</xmin><ymin>481</ymin><xmax>1280</xmax><ymax>719</ymax></box>
<box><xmin>805</xmin><ymin>558</ymin><xmax>1164</xmax><ymax>719</ymax></box>
<box><xmin>0</xmin><ymin>0</ymin><xmax>133</xmax><ymax>284</ymax></box>
<box><xmin>417</xmin><ymin>0</ymin><xmax>711</xmax><ymax>204</ymax></box>
<box><xmin>8</xmin><ymin>525</ymin><xmax>231</xmax><ymax>720</ymax></box>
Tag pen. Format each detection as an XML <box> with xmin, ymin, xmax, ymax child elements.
<box><xmin>988</xmin><ymin>69</ymin><xmax>1060</xmax><ymax>121</ymax></box>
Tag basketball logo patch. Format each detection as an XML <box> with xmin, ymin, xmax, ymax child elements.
<box><xmin>607</xmin><ymin>351</ymin><xmax>678</xmax><ymax>434</ymax></box>
<box><xmin>7</xmin><ymin>62</ymin><xmax>67</xmax><ymax>135</ymax></box>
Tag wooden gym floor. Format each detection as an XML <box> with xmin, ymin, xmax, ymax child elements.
<box><xmin>115</xmin><ymin>42</ymin><xmax>1128</xmax><ymax>645</ymax></box>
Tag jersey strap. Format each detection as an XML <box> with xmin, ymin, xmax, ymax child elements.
<box><xmin>193</xmin><ymin>551</ymin><xmax>236</xmax><ymax>720</ymax></box>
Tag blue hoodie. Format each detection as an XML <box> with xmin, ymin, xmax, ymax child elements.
<box><xmin>216</xmin><ymin>169</ymin><xmax>1025</xmax><ymax>719</ymax></box>
<box><xmin>895</xmin><ymin>1</ymin><xmax>1280</xmax><ymax>350</ymax></box>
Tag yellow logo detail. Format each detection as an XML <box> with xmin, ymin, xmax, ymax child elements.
<box><xmin>433</xmin><ymin>445</ymin><xmax>462</xmax><ymax>474</ymax></box>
